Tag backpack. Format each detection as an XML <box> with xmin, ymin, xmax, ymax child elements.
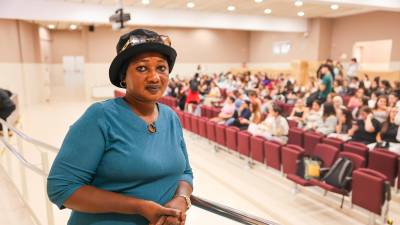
<box><xmin>322</xmin><ymin>157</ymin><xmax>353</xmax><ymax>189</ymax></box>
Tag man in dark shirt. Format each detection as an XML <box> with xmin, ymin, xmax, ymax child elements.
<box><xmin>0</xmin><ymin>88</ymin><xmax>16</xmax><ymax>132</ymax></box>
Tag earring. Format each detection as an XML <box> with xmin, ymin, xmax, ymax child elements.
<box><xmin>120</xmin><ymin>80</ymin><xmax>126</xmax><ymax>88</ymax></box>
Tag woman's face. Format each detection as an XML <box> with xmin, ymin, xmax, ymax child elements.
<box><xmin>124</xmin><ymin>52</ymin><xmax>169</xmax><ymax>102</ymax></box>
<box><xmin>356</xmin><ymin>89</ymin><xmax>364</xmax><ymax>98</ymax></box>
<box><xmin>268</xmin><ymin>107</ymin><xmax>278</xmax><ymax>117</ymax></box>
<box><xmin>312</xmin><ymin>102</ymin><xmax>320</xmax><ymax>111</ymax></box>
<box><xmin>376</xmin><ymin>97</ymin><xmax>387</xmax><ymax>109</ymax></box>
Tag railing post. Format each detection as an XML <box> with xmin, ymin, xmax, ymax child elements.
<box><xmin>1</xmin><ymin>121</ymin><xmax>13</xmax><ymax>175</ymax></box>
<box><xmin>18</xmin><ymin>136</ymin><xmax>29</xmax><ymax>200</ymax></box>
<box><xmin>41</xmin><ymin>152</ymin><xmax>54</xmax><ymax>225</ymax></box>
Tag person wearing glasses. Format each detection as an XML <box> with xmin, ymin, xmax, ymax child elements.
<box><xmin>47</xmin><ymin>29</ymin><xmax>193</xmax><ymax>225</ymax></box>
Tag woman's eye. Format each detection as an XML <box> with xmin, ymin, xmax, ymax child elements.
<box><xmin>157</xmin><ymin>65</ymin><xmax>167</xmax><ymax>73</ymax></box>
<box><xmin>136</xmin><ymin>66</ymin><xmax>147</xmax><ymax>72</ymax></box>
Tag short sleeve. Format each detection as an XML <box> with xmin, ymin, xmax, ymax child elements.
<box><xmin>47</xmin><ymin>103</ymin><xmax>107</xmax><ymax>209</ymax></box>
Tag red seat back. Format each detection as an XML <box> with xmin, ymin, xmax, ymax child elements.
<box><xmin>264</xmin><ymin>141</ymin><xmax>282</xmax><ymax>171</ymax></box>
<box><xmin>338</xmin><ymin>152</ymin><xmax>366</xmax><ymax>170</ymax></box>
<box><xmin>368</xmin><ymin>149</ymin><xmax>399</xmax><ymax>186</ymax></box>
<box><xmin>288</xmin><ymin>127</ymin><xmax>304</xmax><ymax>147</ymax></box>
<box><xmin>226</xmin><ymin>127</ymin><xmax>240</xmax><ymax>151</ymax></box>
<box><xmin>183</xmin><ymin>113</ymin><xmax>191</xmax><ymax>131</ymax></box>
<box><xmin>303</xmin><ymin>131</ymin><xmax>323</xmax><ymax>155</ymax></box>
<box><xmin>287</xmin><ymin>119</ymin><xmax>298</xmax><ymax>129</ymax></box>
<box><xmin>237</xmin><ymin>131</ymin><xmax>251</xmax><ymax>157</ymax></box>
<box><xmin>250</xmin><ymin>136</ymin><xmax>265</xmax><ymax>163</ymax></box>
<box><xmin>198</xmin><ymin>117</ymin><xmax>207</xmax><ymax>138</ymax></box>
<box><xmin>206</xmin><ymin>120</ymin><xmax>217</xmax><ymax>142</ymax></box>
<box><xmin>215</xmin><ymin>124</ymin><xmax>227</xmax><ymax>146</ymax></box>
<box><xmin>343</xmin><ymin>142</ymin><xmax>369</xmax><ymax>160</ymax></box>
<box><xmin>312</xmin><ymin>143</ymin><xmax>339</xmax><ymax>167</ymax></box>
<box><xmin>322</xmin><ymin>137</ymin><xmax>344</xmax><ymax>151</ymax></box>
<box><xmin>352</xmin><ymin>168</ymin><xmax>388</xmax><ymax>215</ymax></box>
<box><xmin>281</xmin><ymin>145</ymin><xmax>304</xmax><ymax>175</ymax></box>
<box><xmin>190</xmin><ymin>115</ymin><xmax>199</xmax><ymax>134</ymax></box>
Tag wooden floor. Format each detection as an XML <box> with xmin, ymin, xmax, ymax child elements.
<box><xmin>0</xmin><ymin>100</ymin><xmax>399</xmax><ymax>225</ymax></box>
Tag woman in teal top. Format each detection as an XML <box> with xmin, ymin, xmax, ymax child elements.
<box><xmin>47</xmin><ymin>29</ymin><xmax>193</xmax><ymax>225</ymax></box>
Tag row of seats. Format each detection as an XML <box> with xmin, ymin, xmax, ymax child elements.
<box><xmin>158</xmin><ymin>95</ymin><xmax>398</xmax><ymax>219</ymax></box>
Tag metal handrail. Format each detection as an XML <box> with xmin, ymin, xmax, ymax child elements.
<box><xmin>0</xmin><ymin>118</ymin><xmax>58</xmax><ymax>153</ymax></box>
<box><xmin>0</xmin><ymin>120</ymin><xmax>279</xmax><ymax>225</ymax></box>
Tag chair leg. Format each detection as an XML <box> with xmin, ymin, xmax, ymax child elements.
<box><xmin>323</xmin><ymin>190</ymin><xmax>328</xmax><ymax>196</ymax></box>
<box><xmin>368</xmin><ymin>213</ymin><xmax>375</xmax><ymax>225</ymax></box>
<box><xmin>292</xmin><ymin>183</ymin><xmax>299</xmax><ymax>194</ymax></box>
<box><xmin>340</xmin><ymin>195</ymin><xmax>345</xmax><ymax>209</ymax></box>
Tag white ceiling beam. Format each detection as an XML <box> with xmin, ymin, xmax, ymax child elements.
<box><xmin>0</xmin><ymin>0</ymin><xmax>308</xmax><ymax>32</ymax></box>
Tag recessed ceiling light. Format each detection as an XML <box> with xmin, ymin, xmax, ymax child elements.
<box><xmin>69</xmin><ymin>24</ymin><xmax>77</xmax><ymax>30</ymax></box>
<box><xmin>264</xmin><ymin>8</ymin><xmax>272</xmax><ymax>14</ymax></box>
<box><xmin>295</xmin><ymin>0</ymin><xmax>303</xmax><ymax>7</ymax></box>
<box><xmin>142</xmin><ymin>0</ymin><xmax>150</xmax><ymax>5</ymax></box>
<box><xmin>48</xmin><ymin>24</ymin><xmax>55</xmax><ymax>29</ymax></box>
<box><xmin>331</xmin><ymin>4</ymin><xmax>339</xmax><ymax>10</ymax></box>
<box><xmin>297</xmin><ymin>11</ymin><xmax>305</xmax><ymax>16</ymax></box>
<box><xmin>187</xmin><ymin>2</ymin><xmax>195</xmax><ymax>8</ymax></box>
<box><xmin>255</xmin><ymin>0</ymin><xmax>263</xmax><ymax>3</ymax></box>
<box><xmin>227</xmin><ymin>5</ymin><xmax>236</xmax><ymax>11</ymax></box>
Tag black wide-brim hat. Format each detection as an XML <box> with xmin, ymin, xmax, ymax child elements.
<box><xmin>109</xmin><ymin>29</ymin><xmax>177</xmax><ymax>88</ymax></box>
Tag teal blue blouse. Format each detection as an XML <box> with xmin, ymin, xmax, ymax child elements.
<box><xmin>47</xmin><ymin>98</ymin><xmax>193</xmax><ymax>225</ymax></box>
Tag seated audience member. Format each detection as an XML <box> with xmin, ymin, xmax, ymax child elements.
<box><xmin>210</xmin><ymin>96</ymin><xmax>235</xmax><ymax>123</ymax></box>
<box><xmin>288</xmin><ymin>98</ymin><xmax>306</xmax><ymax>123</ymax></box>
<box><xmin>332</xmin><ymin>95</ymin><xmax>346</xmax><ymax>116</ymax></box>
<box><xmin>349</xmin><ymin>77</ymin><xmax>359</xmax><ymax>90</ymax></box>
<box><xmin>348</xmin><ymin>106</ymin><xmax>381</xmax><ymax>144</ymax></box>
<box><xmin>368</xmin><ymin>91</ymin><xmax>380</xmax><ymax>109</ymax></box>
<box><xmin>377</xmin><ymin>107</ymin><xmax>400</xmax><ymax>143</ymax></box>
<box><xmin>347</xmin><ymin>88</ymin><xmax>364</xmax><ymax>110</ymax></box>
<box><xmin>301</xmin><ymin>100</ymin><xmax>322</xmax><ymax>130</ymax></box>
<box><xmin>316</xmin><ymin>103</ymin><xmax>338</xmax><ymax>135</ymax></box>
<box><xmin>203</xmin><ymin>81</ymin><xmax>221</xmax><ymax>106</ymax></box>
<box><xmin>373</xmin><ymin>95</ymin><xmax>389</xmax><ymax>124</ymax></box>
<box><xmin>248</xmin><ymin>104</ymin><xmax>289</xmax><ymax>144</ymax></box>
<box><xmin>388</xmin><ymin>91</ymin><xmax>399</xmax><ymax>108</ymax></box>
<box><xmin>0</xmin><ymin>88</ymin><xmax>16</xmax><ymax>134</ymax></box>
<box><xmin>239</xmin><ymin>102</ymin><xmax>262</xmax><ymax>129</ymax></box>
<box><xmin>260</xmin><ymin>95</ymin><xmax>273</xmax><ymax>113</ymax></box>
<box><xmin>328</xmin><ymin>109</ymin><xmax>353</xmax><ymax>141</ymax></box>
<box><xmin>379</xmin><ymin>80</ymin><xmax>392</xmax><ymax>95</ymax></box>
<box><xmin>228</xmin><ymin>100</ymin><xmax>252</xmax><ymax>130</ymax></box>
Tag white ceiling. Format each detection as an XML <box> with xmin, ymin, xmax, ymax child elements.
<box><xmin>48</xmin><ymin>0</ymin><xmax>400</xmax><ymax>18</ymax></box>
<box><xmin>1</xmin><ymin>0</ymin><xmax>399</xmax><ymax>32</ymax></box>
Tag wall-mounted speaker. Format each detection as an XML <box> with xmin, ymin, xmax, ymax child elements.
<box><xmin>88</xmin><ymin>25</ymin><xmax>95</xmax><ymax>32</ymax></box>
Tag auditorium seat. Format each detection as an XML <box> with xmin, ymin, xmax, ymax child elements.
<box><xmin>215</xmin><ymin>124</ymin><xmax>227</xmax><ymax>147</ymax></box>
<box><xmin>303</xmin><ymin>131</ymin><xmax>323</xmax><ymax>155</ymax></box>
<box><xmin>190</xmin><ymin>115</ymin><xmax>199</xmax><ymax>134</ymax></box>
<box><xmin>183</xmin><ymin>112</ymin><xmax>191</xmax><ymax>131</ymax></box>
<box><xmin>287</xmin><ymin>119</ymin><xmax>298</xmax><ymax>129</ymax></box>
<box><xmin>250</xmin><ymin>136</ymin><xmax>265</xmax><ymax>163</ymax></box>
<box><xmin>200</xmin><ymin>105</ymin><xmax>209</xmax><ymax>118</ymax></box>
<box><xmin>206</xmin><ymin>120</ymin><xmax>217</xmax><ymax>142</ymax></box>
<box><xmin>368</xmin><ymin>149</ymin><xmax>399</xmax><ymax>186</ymax></box>
<box><xmin>288</xmin><ymin>127</ymin><xmax>304</xmax><ymax>147</ymax></box>
<box><xmin>281</xmin><ymin>145</ymin><xmax>304</xmax><ymax>175</ymax></box>
<box><xmin>282</xmin><ymin>103</ymin><xmax>294</xmax><ymax>117</ymax></box>
<box><xmin>343</xmin><ymin>141</ymin><xmax>369</xmax><ymax>160</ymax></box>
<box><xmin>175</xmin><ymin>110</ymin><xmax>184</xmax><ymax>126</ymax></box>
<box><xmin>225</xmin><ymin>126</ymin><xmax>240</xmax><ymax>152</ymax></box>
<box><xmin>210</xmin><ymin>107</ymin><xmax>221</xmax><ymax>118</ymax></box>
<box><xmin>309</xmin><ymin>152</ymin><xmax>366</xmax><ymax>208</ymax></box>
<box><xmin>322</xmin><ymin>137</ymin><xmax>344</xmax><ymax>151</ymax></box>
<box><xmin>352</xmin><ymin>168</ymin><xmax>390</xmax><ymax>217</ymax></box>
<box><xmin>198</xmin><ymin>117</ymin><xmax>208</xmax><ymax>138</ymax></box>
<box><xmin>237</xmin><ymin>131</ymin><xmax>252</xmax><ymax>157</ymax></box>
<box><xmin>287</xmin><ymin>144</ymin><xmax>339</xmax><ymax>187</ymax></box>
<box><xmin>264</xmin><ymin>141</ymin><xmax>282</xmax><ymax>171</ymax></box>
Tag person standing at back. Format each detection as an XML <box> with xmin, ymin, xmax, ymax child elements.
<box><xmin>347</xmin><ymin>58</ymin><xmax>359</xmax><ymax>80</ymax></box>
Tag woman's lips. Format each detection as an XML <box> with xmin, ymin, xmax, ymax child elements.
<box><xmin>145</xmin><ymin>85</ymin><xmax>161</xmax><ymax>94</ymax></box>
